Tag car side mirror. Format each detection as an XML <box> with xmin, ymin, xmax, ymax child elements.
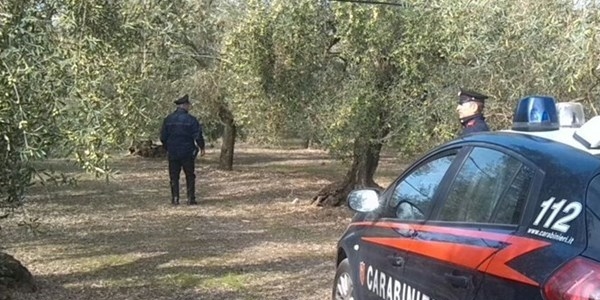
<box><xmin>347</xmin><ymin>189</ymin><xmax>380</xmax><ymax>213</ymax></box>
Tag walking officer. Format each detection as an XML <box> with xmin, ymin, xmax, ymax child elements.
<box><xmin>456</xmin><ymin>88</ymin><xmax>490</xmax><ymax>136</ymax></box>
<box><xmin>160</xmin><ymin>94</ymin><xmax>206</xmax><ymax>205</ymax></box>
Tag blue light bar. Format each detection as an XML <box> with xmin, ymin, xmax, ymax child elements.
<box><xmin>512</xmin><ymin>96</ymin><xmax>560</xmax><ymax>132</ymax></box>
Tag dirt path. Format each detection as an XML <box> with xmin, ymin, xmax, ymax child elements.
<box><xmin>2</xmin><ymin>146</ymin><xmax>403</xmax><ymax>300</ymax></box>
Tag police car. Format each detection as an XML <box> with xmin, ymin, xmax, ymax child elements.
<box><xmin>333</xmin><ymin>96</ymin><xmax>600</xmax><ymax>300</ymax></box>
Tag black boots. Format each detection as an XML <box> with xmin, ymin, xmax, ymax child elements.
<box><xmin>186</xmin><ymin>180</ymin><xmax>197</xmax><ymax>205</ymax></box>
<box><xmin>170</xmin><ymin>180</ymin><xmax>180</xmax><ymax>205</ymax></box>
<box><xmin>170</xmin><ymin>179</ymin><xmax>197</xmax><ymax>205</ymax></box>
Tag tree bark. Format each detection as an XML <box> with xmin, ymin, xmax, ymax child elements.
<box><xmin>218</xmin><ymin>104</ymin><xmax>236</xmax><ymax>171</ymax></box>
<box><xmin>0</xmin><ymin>252</ymin><xmax>36</xmax><ymax>299</ymax></box>
<box><xmin>302</xmin><ymin>138</ymin><xmax>311</xmax><ymax>149</ymax></box>
<box><xmin>312</xmin><ymin>135</ymin><xmax>385</xmax><ymax>207</ymax></box>
<box><xmin>345</xmin><ymin>137</ymin><xmax>383</xmax><ymax>187</ymax></box>
<box><xmin>312</xmin><ymin>105</ymin><xmax>390</xmax><ymax>206</ymax></box>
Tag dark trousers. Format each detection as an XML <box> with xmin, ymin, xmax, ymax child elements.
<box><xmin>168</xmin><ymin>157</ymin><xmax>196</xmax><ymax>203</ymax></box>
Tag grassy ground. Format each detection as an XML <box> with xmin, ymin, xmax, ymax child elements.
<box><xmin>1</xmin><ymin>144</ymin><xmax>405</xmax><ymax>300</ymax></box>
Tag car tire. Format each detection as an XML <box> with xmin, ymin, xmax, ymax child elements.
<box><xmin>332</xmin><ymin>258</ymin><xmax>355</xmax><ymax>300</ymax></box>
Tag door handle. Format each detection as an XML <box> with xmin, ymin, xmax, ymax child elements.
<box><xmin>444</xmin><ymin>273</ymin><xmax>471</xmax><ymax>288</ymax></box>
<box><xmin>394</xmin><ymin>227</ymin><xmax>417</xmax><ymax>238</ymax></box>
<box><xmin>387</xmin><ymin>254</ymin><xmax>405</xmax><ymax>267</ymax></box>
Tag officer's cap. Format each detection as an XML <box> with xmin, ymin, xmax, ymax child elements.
<box><xmin>458</xmin><ymin>88</ymin><xmax>488</xmax><ymax>104</ymax></box>
<box><xmin>174</xmin><ymin>94</ymin><xmax>190</xmax><ymax>105</ymax></box>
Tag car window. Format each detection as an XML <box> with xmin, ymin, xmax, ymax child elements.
<box><xmin>390</xmin><ymin>155</ymin><xmax>456</xmax><ymax>220</ymax></box>
<box><xmin>439</xmin><ymin>147</ymin><xmax>534</xmax><ymax>224</ymax></box>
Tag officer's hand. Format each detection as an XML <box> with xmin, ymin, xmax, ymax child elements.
<box><xmin>200</xmin><ymin>149</ymin><xmax>206</xmax><ymax>157</ymax></box>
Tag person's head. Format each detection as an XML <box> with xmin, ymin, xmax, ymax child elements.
<box><xmin>456</xmin><ymin>88</ymin><xmax>487</xmax><ymax>119</ymax></box>
<box><xmin>174</xmin><ymin>94</ymin><xmax>191</xmax><ymax>110</ymax></box>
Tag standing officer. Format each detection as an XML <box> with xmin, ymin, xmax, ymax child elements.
<box><xmin>456</xmin><ymin>88</ymin><xmax>490</xmax><ymax>136</ymax></box>
<box><xmin>160</xmin><ymin>94</ymin><xmax>206</xmax><ymax>205</ymax></box>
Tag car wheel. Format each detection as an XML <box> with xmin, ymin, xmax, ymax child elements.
<box><xmin>333</xmin><ymin>258</ymin><xmax>355</xmax><ymax>300</ymax></box>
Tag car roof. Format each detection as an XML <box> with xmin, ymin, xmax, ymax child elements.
<box><xmin>502</xmin><ymin>128</ymin><xmax>600</xmax><ymax>156</ymax></box>
<box><xmin>447</xmin><ymin>130</ymin><xmax>600</xmax><ymax>180</ymax></box>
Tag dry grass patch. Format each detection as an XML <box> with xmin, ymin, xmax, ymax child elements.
<box><xmin>2</xmin><ymin>145</ymin><xmax>406</xmax><ymax>300</ymax></box>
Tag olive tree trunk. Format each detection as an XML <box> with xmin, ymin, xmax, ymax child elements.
<box><xmin>218</xmin><ymin>104</ymin><xmax>236</xmax><ymax>171</ymax></box>
<box><xmin>312</xmin><ymin>53</ymin><xmax>395</xmax><ymax>206</ymax></box>
<box><xmin>311</xmin><ymin>132</ymin><xmax>386</xmax><ymax>207</ymax></box>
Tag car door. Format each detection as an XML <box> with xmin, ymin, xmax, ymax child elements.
<box><xmin>355</xmin><ymin>224</ymin><xmax>406</xmax><ymax>300</ymax></box>
<box><xmin>356</xmin><ymin>149</ymin><xmax>461</xmax><ymax>300</ymax></box>
<box><xmin>475</xmin><ymin>153</ymin><xmax>589</xmax><ymax>300</ymax></box>
<box><xmin>399</xmin><ymin>146</ymin><xmax>538</xmax><ymax>300</ymax></box>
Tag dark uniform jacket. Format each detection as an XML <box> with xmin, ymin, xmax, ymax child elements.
<box><xmin>460</xmin><ymin>114</ymin><xmax>490</xmax><ymax>136</ymax></box>
<box><xmin>160</xmin><ymin>108</ymin><xmax>205</xmax><ymax>160</ymax></box>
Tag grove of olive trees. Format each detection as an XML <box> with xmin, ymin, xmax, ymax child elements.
<box><xmin>1</xmin><ymin>0</ymin><xmax>600</xmax><ymax>290</ymax></box>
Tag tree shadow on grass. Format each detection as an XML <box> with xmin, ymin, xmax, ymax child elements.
<box><xmin>8</xmin><ymin>210</ymin><xmax>342</xmax><ymax>300</ymax></box>
<box><xmin>5</xmin><ymin>147</ymin><xmax>393</xmax><ymax>300</ymax></box>
<box><xmin>12</xmin><ymin>252</ymin><xmax>334</xmax><ymax>299</ymax></box>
